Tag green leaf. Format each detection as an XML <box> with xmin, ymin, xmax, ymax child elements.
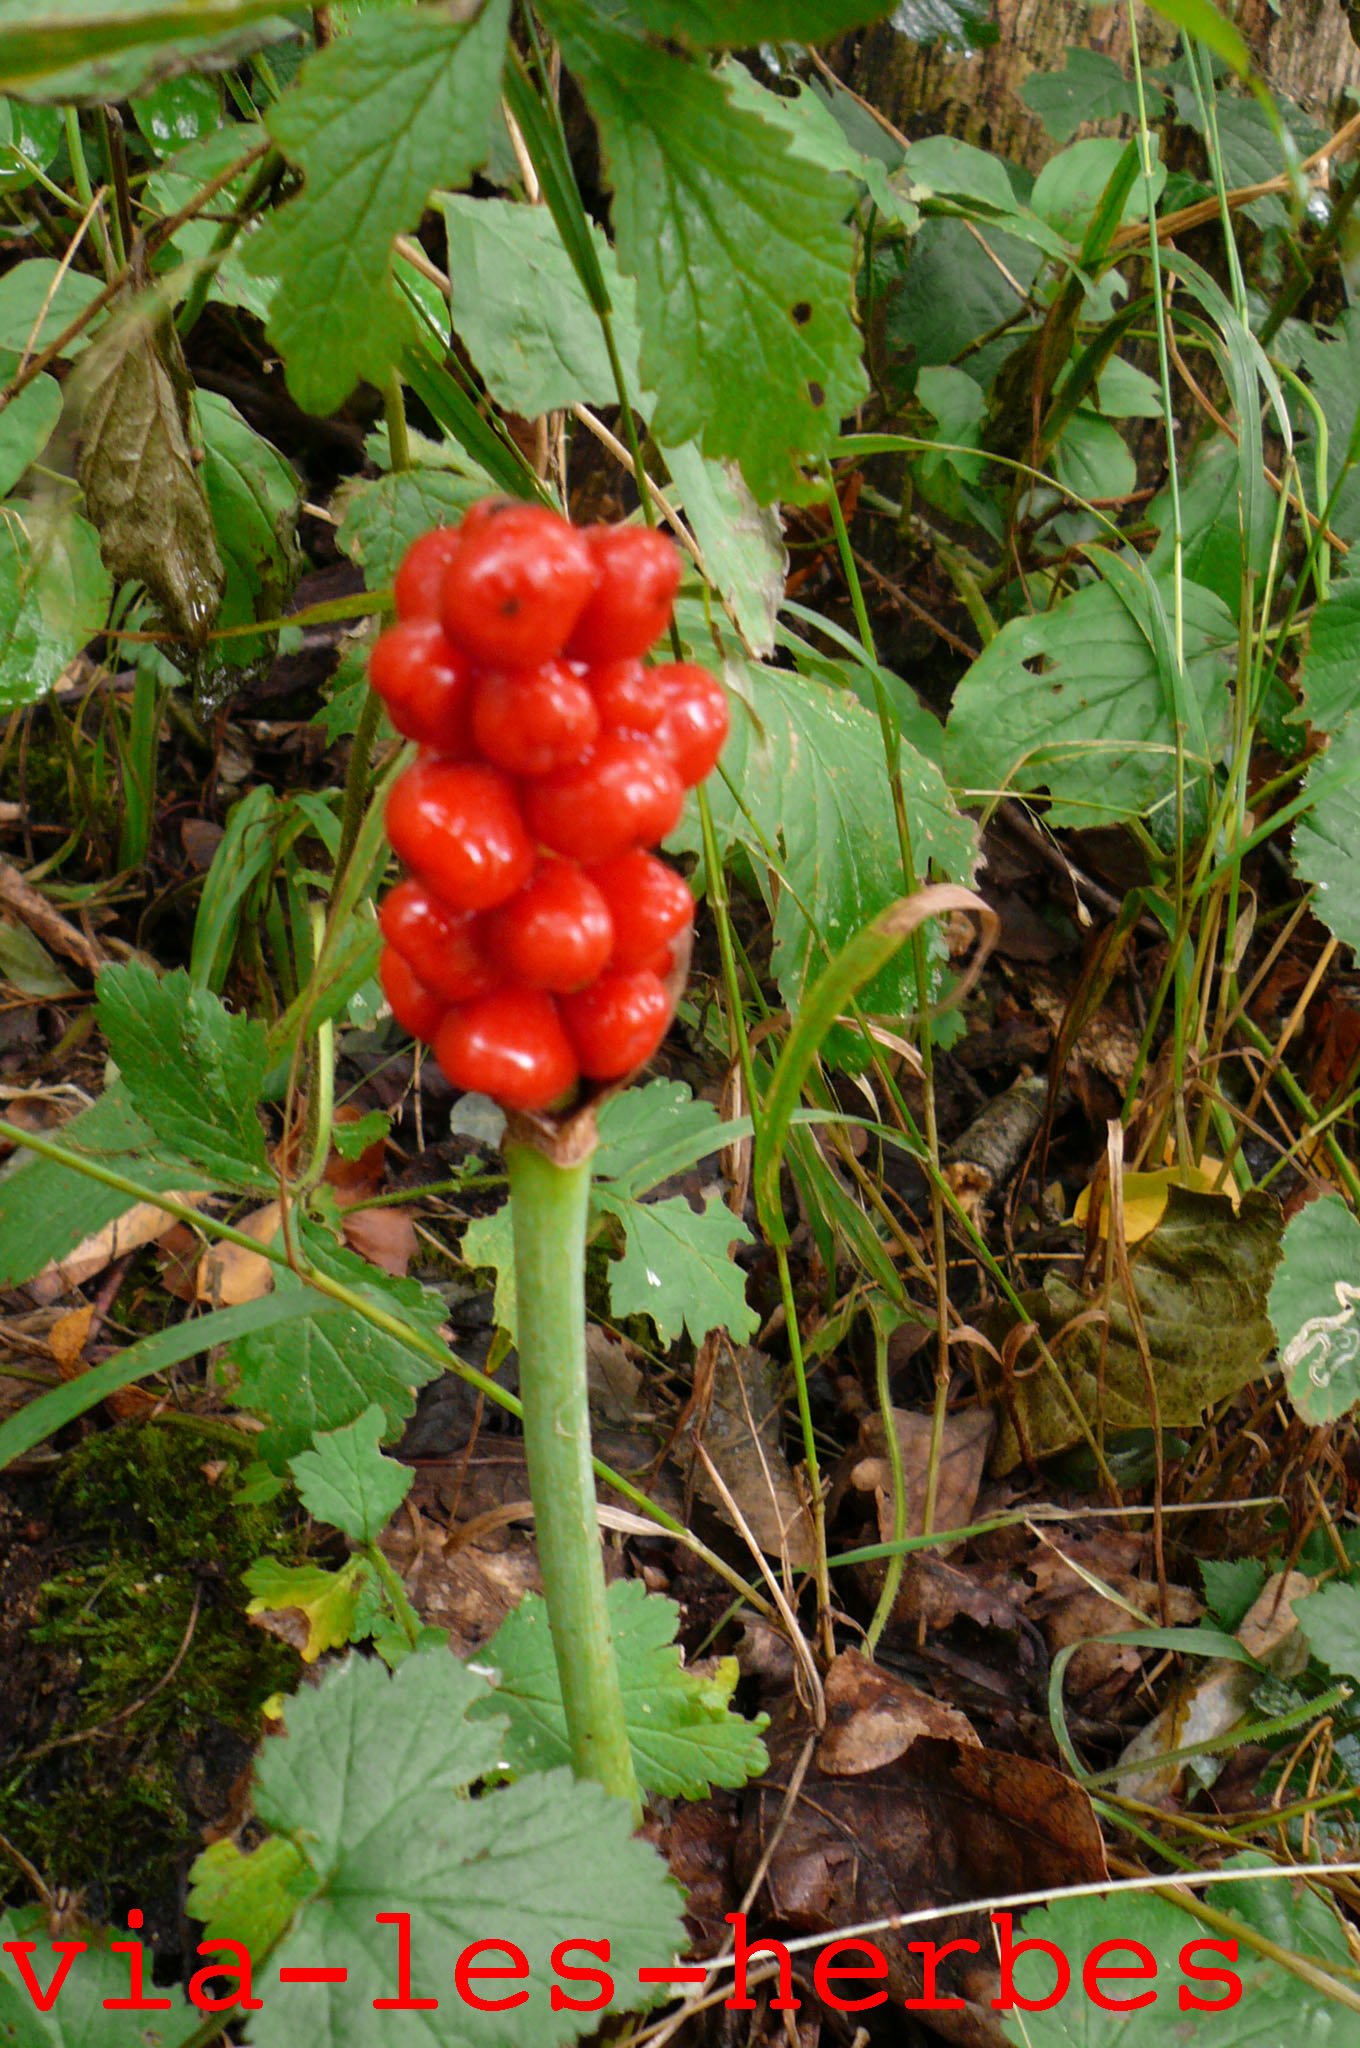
<box><xmin>229</xmin><ymin>1218</ymin><xmax>446</xmax><ymax>1466</ymax></box>
<box><xmin>438</xmin><ymin>193</ymin><xmax>641</xmax><ymax>417</ymax></box>
<box><xmin>593</xmin><ymin>1077</ymin><xmax>729</xmax><ymax>1198</ymax></box>
<box><xmin>0</xmin><ymin>371</ymin><xmax>59</xmax><ymax>495</ymax></box>
<box><xmin>145</xmin><ymin>123</ymin><xmax>275</xmax><ymax>322</ymax></box>
<box><xmin>905</xmin><ymin>133</ymin><xmax>1017</xmax><ymax>213</ymax></box>
<box><xmin>287</xmin><ymin>1401</ymin><xmax>412</xmax><ymax>1545</ymax></box>
<box><xmin>1142</xmin><ymin>0</ymin><xmax>1253</xmax><ymax>78</ymax></box>
<box><xmin>1030</xmin><ymin>136</ymin><xmax>1163</xmax><ymax>241</ymax></box>
<box><xmin>0</xmin><ymin>256</ymin><xmax>106</xmax><ymax>360</ymax></box>
<box><xmin>477</xmin><ymin>1577</ymin><xmax>768</xmax><ymax>1796</ymax></box>
<box><xmin>244</xmin><ymin>1</ymin><xmax>510</xmax><ymax>415</ymax></box>
<box><xmin>1147</xmin><ymin>432</ymin><xmax>1271</xmax><ymax>615</ymax></box>
<box><xmin>194</xmin><ymin>389</ymin><xmax>301</xmax><ymax>666</ymax></box>
<box><xmin>612</xmin><ymin>0</ymin><xmax>897</xmax><ymax>38</ymax></box>
<box><xmin>1200</xmin><ymin>1555</ymin><xmax>1266</xmax><ymax>1631</ymax></box>
<box><xmin>72</xmin><ymin>301</ymin><xmax>225</xmax><ymax>645</ymax></box>
<box><xmin>719</xmin><ymin>62</ymin><xmax>919</xmax><ymax>233</ymax></box>
<box><xmin>1296</xmin><ymin>1579</ymin><xmax>1360</xmax><ymax>1684</ymax></box>
<box><xmin>225</xmin><ymin>1652</ymin><xmax>684</xmax><ymax>2046</ymax></box>
<box><xmin>998</xmin><ymin>1861</ymin><xmax>1351</xmax><ymax>2045</ymax></box>
<box><xmin>546</xmin><ymin>1</ymin><xmax>866</xmax><ymax>502</ymax></box>
<box><xmin>188</xmin><ymin>1834</ymin><xmax>316</xmax><ymax>1965</ymax></box>
<box><xmin>0</xmin><ymin>1908</ymin><xmax>201</xmax><ymax>2048</ymax></box>
<box><xmin>944</xmin><ymin>575</ymin><xmax>1235</xmax><ymax>826</ymax></box>
<box><xmin>0</xmin><ymin>500</ymin><xmax>110</xmax><ymax>708</ymax></box>
<box><xmin>1296</xmin><ymin>584</ymin><xmax>1360</xmax><ymax>733</ymax></box>
<box><xmin>596</xmin><ymin>1186</ymin><xmax>756</xmax><ymax>1344</ymax></box>
<box><xmin>1053</xmin><ymin>408</ymin><xmax>1137</xmax><ymax>504</ymax></box>
<box><xmin>460</xmin><ymin>1202</ymin><xmax>517</xmax><ymax>1337</ymax></box>
<box><xmin>0</xmin><ymin>0</ymin><xmax>293</xmax><ymax>100</ymax></box>
<box><xmin>1267</xmin><ymin>1192</ymin><xmax>1360</xmax><ymax>1423</ymax></box>
<box><xmin>1293</xmin><ymin>715</ymin><xmax>1360</xmax><ymax>952</ymax></box>
<box><xmin>1020</xmin><ymin>47</ymin><xmax>1146</xmax><ymax>145</ymax></box>
<box><xmin>97</xmin><ymin>961</ymin><xmax>274</xmax><ymax>1188</ymax></box>
<box><xmin>1292</xmin><ymin>307</ymin><xmax>1360</xmax><ymax>547</ymax></box>
<box><xmin>662</xmin><ymin>441</ymin><xmax>787</xmax><ymax>657</ymax></box>
<box><xmin>131</xmin><ymin>68</ymin><xmax>222</xmax><ymax>153</ymax></box>
<box><xmin>890</xmin><ymin>0</ymin><xmax>993</xmax><ymax>43</ymax></box>
<box><xmin>336</xmin><ymin>465</ymin><xmax>492</xmax><ymax>593</ymax></box>
<box><xmin>244</xmin><ymin>1553</ymin><xmax>367</xmax><ymax>1661</ymax></box>
<box><xmin>677</xmin><ymin>652</ymin><xmax>977</xmax><ymax>1028</ymax></box>
<box><xmin>1091</xmin><ymin>354</ymin><xmax>1165</xmax><ymax>419</ymax></box>
<box><xmin>0</xmin><ymin>97</ymin><xmax>62</xmax><ymax>191</ymax></box>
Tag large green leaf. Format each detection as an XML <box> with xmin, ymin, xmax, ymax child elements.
<box><xmin>193</xmin><ymin>1653</ymin><xmax>683</xmax><ymax>2048</ymax></box>
<box><xmin>1267</xmin><ymin>1193</ymin><xmax>1360</xmax><ymax>1424</ymax></box>
<box><xmin>0</xmin><ymin>500</ymin><xmax>110</xmax><ymax>708</ymax></box>
<box><xmin>0</xmin><ymin>1908</ymin><xmax>201</xmax><ymax>2048</ymax></box>
<box><xmin>244</xmin><ymin>0</ymin><xmax>509</xmax><ymax>415</ymax></box>
<box><xmin>0</xmin><ymin>257</ymin><xmax>106</xmax><ymax>361</ymax></box>
<box><xmin>1021</xmin><ymin>47</ymin><xmax>1146</xmax><ymax>145</ymax></box>
<box><xmin>97</xmin><ymin>961</ymin><xmax>274</xmax><ymax>1188</ymax></box>
<box><xmin>1295</xmin><ymin>585</ymin><xmax>1360</xmax><ymax>733</ymax></box>
<box><xmin>945</xmin><ymin>574</ymin><xmax>1235</xmax><ymax>826</ymax></box>
<box><xmin>476</xmin><ymin>1577</ymin><xmax>768</xmax><ymax>1796</ymax></box>
<box><xmin>1293</xmin><ymin>715</ymin><xmax>1360</xmax><ymax>951</ymax></box>
<box><xmin>546</xmin><ymin>0</ymin><xmax>866</xmax><ymax>502</ymax></box>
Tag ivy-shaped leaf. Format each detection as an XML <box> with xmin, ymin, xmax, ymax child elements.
<box><xmin>595</xmin><ymin>1186</ymin><xmax>756</xmax><ymax>1345</ymax></box>
<box><xmin>288</xmin><ymin>1403</ymin><xmax>413</xmax><ymax>1545</ymax></box>
<box><xmin>244</xmin><ymin>0</ymin><xmax>510</xmax><ymax>415</ymax></box>
<box><xmin>545</xmin><ymin>0</ymin><xmax>866</xmax><ymax>502</ymax></box>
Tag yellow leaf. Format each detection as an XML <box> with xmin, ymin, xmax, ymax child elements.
<box><xmin>1074</xmin><ymin>1160</ymin><xmax>1240</xmax><ymax>1245</ymax></box>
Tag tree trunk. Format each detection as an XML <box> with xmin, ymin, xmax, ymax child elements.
<box><xmin>834</xmin><ymin>0</ymin><xmax>1360</xmax><ymax>171</ymax></box>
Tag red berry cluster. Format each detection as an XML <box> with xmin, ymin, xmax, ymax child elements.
<box><xmin>369</xmin><ymin>501</ymin><xmax>727</xmax><ymax>1114</ymax></box>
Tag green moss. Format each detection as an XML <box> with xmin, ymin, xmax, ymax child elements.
<box><xmin>0</xmin><ymin>1423</ymin><xmax>306</xmax><ymax>1922</ymax></box>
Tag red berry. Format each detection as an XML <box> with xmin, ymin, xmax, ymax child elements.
<box><xmin>471</xmin><ymin>661</ymin><xmax>600</xmax><ymax>777</ymax></box>
<box><xmin>566</xmin><ymin>525</ymin><xmax>681</xmax><ymax>662</ymax></box>
<box><xmin>379</xmin><ymin>946</ymin><xmax>446</xmax><ymax>1043</ymax></box>
<box><xmin>522</xmin><ymin>735</ymin><xmax>684</xmax><ymax>863</ymax></box>
<box><xmin>586</xmin><ymin>658</ymin><xmax>664</xmax><ymax>733</ymax></box>
<box><xmin>560</xmin><ymin>969</ymin><xmax>670</xmax><ymax>1080</ymax></box>
<box><xmin>378</xmin><ymin>879</ymin><xmax>500</xmax><ymax>1005</ymax></box>
<box><xmin>393</xmin><ymin>526</ymin><xmax>463</xmax><ymax>620</ymax></box>
<box><xmin>652</xmin><ymin>663</ymin><xmax>728</xmax><ymax>785</ymax></box>
<box><xmin>587</xmin><ymin>850</ymin><xmax>693</xmax><ymax>973</ymax></box>
<box><xmin>440</xmin><ymin>504</ymin><xmax>597</xmax><ymax>667</ymax></box>
<box><xmin>386</xmin><ymin>759</ymin><xmax>534</xmax><ymax>911</ymax></box>
<box><xmin>435</xmin><ymin>988</ymin><xmax>577</xmax><ymax>1112</ymax></box>
<box><xmin>368</xmin><ymin>618</ymin><xmax>473</xmax><ymax>752</ymax></box>
<box><xmin>485</xmin><ymin>861</ymin><xmax>614</xmax><ymax>993</ymax></box>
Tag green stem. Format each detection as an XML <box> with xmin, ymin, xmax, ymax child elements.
<box><xmin>505</xmin><ymin>1138</ymin><xmax>640</xmax><ymax>1817</ymax></box>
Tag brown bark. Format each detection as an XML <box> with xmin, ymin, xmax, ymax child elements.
<box><xmin>835</xmin><ymin>0</ymin><xmax>1360</xmax><ymax>171</ymax></box>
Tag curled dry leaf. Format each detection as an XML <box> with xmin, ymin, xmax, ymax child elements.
<box><xmin>195</xmin><ymin>1201</ymin><xmax>280</xmax><ymax>1305</ymax></box>
<box><xmin>340</xmin><ymin>1204</ymin><xmax>416</xmax><ymax>1277</ymax></box>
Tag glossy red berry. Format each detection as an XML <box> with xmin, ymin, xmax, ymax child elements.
<box><xmin>379</xmin><ymin>946</ymin><xmax>446</xmax><ymax>1043</ymax></box>
<box><xmin>560</xmin><ymin>969</ymin><xmax>670</xmax><ymax>1080</ymax></box>
<box><xmin>586</xmin><ymin>657</ymin><xmax>664</xmax><ymax>733</ymax></box>
<box><xmin>587</xmin><ymin>850</ymin><xmax>693</xmax><ymax>973</ymax></box>
<box><xmin>386</xmin><ymin>759</ymin><xmax>533</xmax><ymax>911</ymax></box>
<box><xmin>440</xmin><ymin>504</ymin><xmax>597</xmax><ymax>668</ymax></box>
<box><xmin>471</xmin><ymin>661</ymin><xmax>600</xmax><ymax>777</ymax></box>
<box><xmin>378</xmin><ymin>879</ymin><xmax>500</xmax><ymax>1005</ymax></box>
<box><xmin>521</xmin><ymin>735</ymin><xmax>684</xmax><ymax>863</ymax></box>
<box><xmin>434</xmin><ymin>988</ymin><xmax>577</xmax><ymax>1112</ymax></box>
<box><xmin>652</xmin><ymin>664</ymin><xmax>729</xmax><ymax>785</ymax></box>
<box><xmin>393</xmin><ymin>526</ymin><xmax>463</xmax><ymax>620</ymax></box>
<box><xmin>368</xmin><ymin>619</ymin><xmax>473</xmax><ymax>752</ymax></box>
<box><xmin>566</xmin><ymin>525</ymin><xmax>681</xmax><ymax>662</ymax></box>
<box><xmin>484</xmin><ymin>861</ymin><xmax>614</xmax><ymax>993</ymax></box>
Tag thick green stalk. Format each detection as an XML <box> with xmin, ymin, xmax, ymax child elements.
<box><xmin>505</xmin><ymin>1137</ymin><xmax>640</xmax><ymax>1818</ymax></box>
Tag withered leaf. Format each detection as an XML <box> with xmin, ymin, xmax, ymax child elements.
<box><xmin>74</xmin><ymin>295</ymin><xmax>224</xmax><ymax>645</ymax></box>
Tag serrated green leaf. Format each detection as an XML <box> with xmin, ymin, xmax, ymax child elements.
<box><xmin>460</xmin><ymin>1201</ymin><xmax>517</xmax><ymax>1337</ymax></box>
<box><xmin>1296</xmin><ymin>1579</ymin><xmax>1360</xmax><ymax>1685</ymax></box>
<box><xmin>945</xmin><ymin>575</ymin><xmax>1235</xmax><ymax>825</ymax></box>
<box><xmin>999</xmin><ymin>1867</ymin><xmax>1351</xmax><ymax>2045</ymax></box>
<box><xmin>194</xmin><ymin>388</ymin><xmax>301</xmax><ymax>666</ymax></box>
<box><xmin>145</xmin><ymin>123</ymin><xmax>276</xmax><ymax>321</ymax></box>
<box><xmin>661</xmin><ymin>439</ymin><xmax>786</xmax><ymax>658</ymax></box>
<box><xmin>1295</xmin><ymin>584</ymin><xmax>1360</xmax><ymax>732</ymax></box>
<box><xmin>232</xmin><ymin>1653</ymin><xmax>684</xmax><ymax>2048</ymax></box>
<box><xmin>596</xmin><ymin>1186</ymin><xmax>756</xmax><ymax>1344</ymax></box>
<box><xmin>719</xmin><ymin>63</ymin><xmax>919</xmax><ymax>233</ymax></box>
<box><xmin>230</xmin><ymin>1218</ymin><xmax>446</xmax><ymax>1466</ymax></box>
<box><xmin>477</xmin><ymin>1577</ymin><xmax>768</xmax><ymax>1796</ymax></box>
<box><xmin>1200</xmin><ymin>1555</ymin><xmax>1266</xmax><ymax>1631</ymax></box>
<box><xmin>546</xmin><ymin>1</ymin><xmax>865</xmax><ymax>502</ymax></box>
<box><xmin>330</xmin><ymin>1109</ymin><xmax>390</xmax><ymax>1159</ymax></box>
<box><xmin>439</xmin><ymin>193</ymin><xmax>641</xmax><ymax>416</ymax></box>
<box><xmin>594</xmin><ymin>1077</ymin><xmax>727</xmax><ymax>1198</ymax></box>
<box><xmin>188</xmin><ymin>1834</ymin><xmax>317</xmax><ymax>1964</ymax></box>
<box><xmin>0</xmin><ymin>500</ymin><xmax>111</xmax><ymax>709</ymax></box>
<box><xmin>72</xmin><ymin>301</ymin><xmax>225</xmax><ymax>645</ymax></box>
<box><xmin>675</xmin><ymin>652</ymin><xmax>976</xmax><ymax>1031</ymax></box>
<box><xmin>244</xmin><ymin>1</ymin><xmax>509</xmax><ymax>415</ymax></box>
<box><xmin>0</xmin><ymin>1907</ymin><xmax>201</xmax><ymax>2048</ymax></box>
<box><xmin>1267</xmin><ymin>1192</ymin><xmax>1360</xmax><ymax>1423</ymax></box>
<box><xmin>288</xmin><ymin>1402</ymin><xmax>412</xmax><ymax>1545</ymax></box>
<box><xmin>335</xmin><ymin>465</ymin><xmax>491</xmax><ymax>592</ymax></box>
<box><xmin>97</xmin><ymin>961</ymin><xmax>273</xmax><ymax>1188</ymax></box>
<box><xmin>245</xmin><ymin>1554</ymin><xmax>367</xmax><ymax>1661</ymax></box>
<box><xmin>1292</xmin><ymin>307</ymin><xmax>1360</xmax><ymax>547</ymax></box>
<box><xmin>0</xmin><ymin>371</ymin><xmax>58</xmax><ymax>496</ymax></box>
<box><xmin>1293</xmin><ymin>715</ymin><xmax>1360</xmax><ymax>952</ymax></box>
<box><xmin>1020</xmin><ymin>47</ymin><xmax>1145</xmax><ymax>144</ymax></box>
